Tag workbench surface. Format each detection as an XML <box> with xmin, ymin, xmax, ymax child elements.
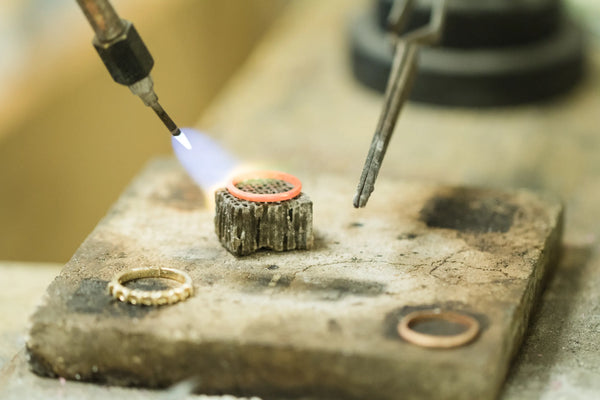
<box><xmin>2</xmin><ymin>0</ymin><xmax>599</xmax><ymax>399</ymax></box>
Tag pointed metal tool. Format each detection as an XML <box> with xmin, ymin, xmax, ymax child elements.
<box><xmin>353</xmin><ymin>0</ymin><xmax>447</xmax><ymax>208</ymax></box>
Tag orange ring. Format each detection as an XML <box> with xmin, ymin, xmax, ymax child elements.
<box><xmin>397</xmin><ymin>310</ymin><xmax>480</xmax><ymax>349</ymax></box>
<box><xmin>226</xmin><ymin>170</ymin><xmax>302</xmax><ymax>203</ymax></box>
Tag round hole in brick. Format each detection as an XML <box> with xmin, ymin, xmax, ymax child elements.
<box><xmin>408</xmin><ymin>317</ymin><xmax>470</xmax><ymax>336</ymax></box>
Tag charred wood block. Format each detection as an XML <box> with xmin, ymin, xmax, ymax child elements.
<box><xmin>214</xmin><ymin>184</ymin><xmax>313</xmax><ymax>256</ymax></box>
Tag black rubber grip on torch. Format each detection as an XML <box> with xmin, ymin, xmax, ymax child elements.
<box><xmin>93</xmin><ymin>21</ymin><xmax>154</xmax><ymax>86</ymax></box>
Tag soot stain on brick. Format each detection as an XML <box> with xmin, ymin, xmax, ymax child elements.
<box><xmin>66</xmin><ymin>278</ymin><xmax>154</xmax><ymax>318</ymax></box>
<box><xmin>151</xmin><ymin>175</ymin><xmax>205</xmax><ymax>211</ymax></box>
<box><xmin>241</xmin><ymin>273</ymin><xmax>295</xmax><ymax>292</ymax></box>
<box><xmin>397</xmin><ymin>233</ymin><xmax>418</xmax><ymax>240</ymax></box>
<box><xmin>27</xmin><ymin>346</ymin><xmax>57</xmax><ymax>378</ymax></box>
<box><xmin>302</xmin><ymin>277</ymin><xmax>385</xmax><ymax>300</ymax></box>
<box><xmin>240</xmin><ymin>272</ymin><xmax>385</xmax><ymax>300</ymax></box>
<box><xmin>420</xmin><ymin>189</ymin><xmax>518</xmax><ymax>234</ymax></box>
<box><xmin>310</xmin><ymin>231</ymin><xmax>329</xmax><ymax>251</ymax></box>
<box><xmin>382</xmin><ymin>302</ymin><xmax>490</xmax><ymax>340</ymax></box>
<box><xmin>328</xmin><ymin>318</ymin><xmax>343</xmax><ymax>333</ymax></box>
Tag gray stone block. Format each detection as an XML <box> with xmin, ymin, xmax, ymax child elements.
<box><xmin>26</xmin><ymin>159</ymin><xmax>563</xmax><ymax>400</ymax></box>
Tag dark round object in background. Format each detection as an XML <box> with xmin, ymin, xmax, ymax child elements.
<box><xmin>377</xmin><ymin>0</ymin><xmax>562</xmax><ymax>48</ymax></box>
<box><xmin>350</xmin><ymin>0</ymin><xmax>585</xmax><ymax>107</ymax></box>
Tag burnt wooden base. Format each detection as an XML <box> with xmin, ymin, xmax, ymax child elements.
<box><xmin>214</xmin><ymin>189</ymin><xmax>313</xmax><ymax>256</ymax></box>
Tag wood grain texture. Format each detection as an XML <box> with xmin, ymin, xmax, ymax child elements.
<box><xmin>215</xmin><ymin>188</ymin><xmax>313</xmax><ymax>256</ymax></box>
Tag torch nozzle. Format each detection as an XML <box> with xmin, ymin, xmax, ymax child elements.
<box><xmin>150</xmin><ymin>101</ymin><xmax>181</xmax><ymax>136</ymax></box>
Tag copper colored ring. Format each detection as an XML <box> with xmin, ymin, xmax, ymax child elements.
<box><xmin>226</xmin><ymin>170</ymin><xmax>302</xmax><ymax>203</ymax></box>
<box><xmin>397</xmin><ymin>310</ymin><xmax>480</xmax><ymax>349</ymax></box>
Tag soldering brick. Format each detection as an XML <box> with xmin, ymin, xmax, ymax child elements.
<box><xmin>214</xmin><ymin>188</ymin><xmax>313</xmax><ymax>256</ymax></box>
<box><xmin>26</xmin><ymin>159</ymin><xmax>563</xmax><ymax>400</ymax></box>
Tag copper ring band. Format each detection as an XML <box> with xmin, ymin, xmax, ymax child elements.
<box><xmin>397</xmin><ymin>310</ymin><xmax>480</xmax><ymax>348</ymax></box>
<box><xmin>226</xmin><ymin>170</ymin><xmax>302</xmax><ymax>203</ymax></box>
<box><xmin>108</xmin><ymin>267</ymin><xmax>193</xmax><ymax>306</ymax></box>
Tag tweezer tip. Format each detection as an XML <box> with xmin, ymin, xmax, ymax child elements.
<box><xmin>353</xmin><ymin>189</ymin><xmax>370</xmax><ymax>208</ymax></box>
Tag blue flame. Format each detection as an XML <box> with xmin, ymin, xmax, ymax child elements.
<box><xmin>171</xmin><ymin>128</ymin><xmax>238</xmax><ymax>191</ymax></box>
<box><xmin>173</xmin><ymin>132</ymin><xmax>192</xmax><ymax>150</ymax></box>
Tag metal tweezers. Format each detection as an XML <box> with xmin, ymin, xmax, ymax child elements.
<box><xmin>353</xmin><ymin>0</ymin><xmax>447</xmax><ymax>208</ymax></box>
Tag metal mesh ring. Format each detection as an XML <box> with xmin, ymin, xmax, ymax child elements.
<box><xmin>226</xmin><ymin>170</ymin><xmax>302</xmax><ymax>202</ymax></box>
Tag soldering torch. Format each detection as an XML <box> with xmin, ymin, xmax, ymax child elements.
<box><xmin>75</xmin><ymin>0</ymin><xmax>190</xmax><ymax>148</ymax></box>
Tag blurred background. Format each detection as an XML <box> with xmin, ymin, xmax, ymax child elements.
<box><xmin>0</xmin><ymin>0</ymin><xmax>289</xmax><ymax>262</ymax></box>
<box><xmin>1</xmin><ymin>0</ymin><xmax>600</xmax><ymax>396</ymax></box>
<box><xmin>0</xmin><ymin>0</ymin><xmax>599</xmax><ymax>264</ymax></box>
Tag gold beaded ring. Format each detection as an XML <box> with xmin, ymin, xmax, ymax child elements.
<box><xmin>108</xmin><ymin>267</ymin><xmax>193</xmax><ymax>306</ymax></box>
<box><xmin>397</xmin><ymin>309</ymin><xmax>480</xmax><ymax>349</ymax></box>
